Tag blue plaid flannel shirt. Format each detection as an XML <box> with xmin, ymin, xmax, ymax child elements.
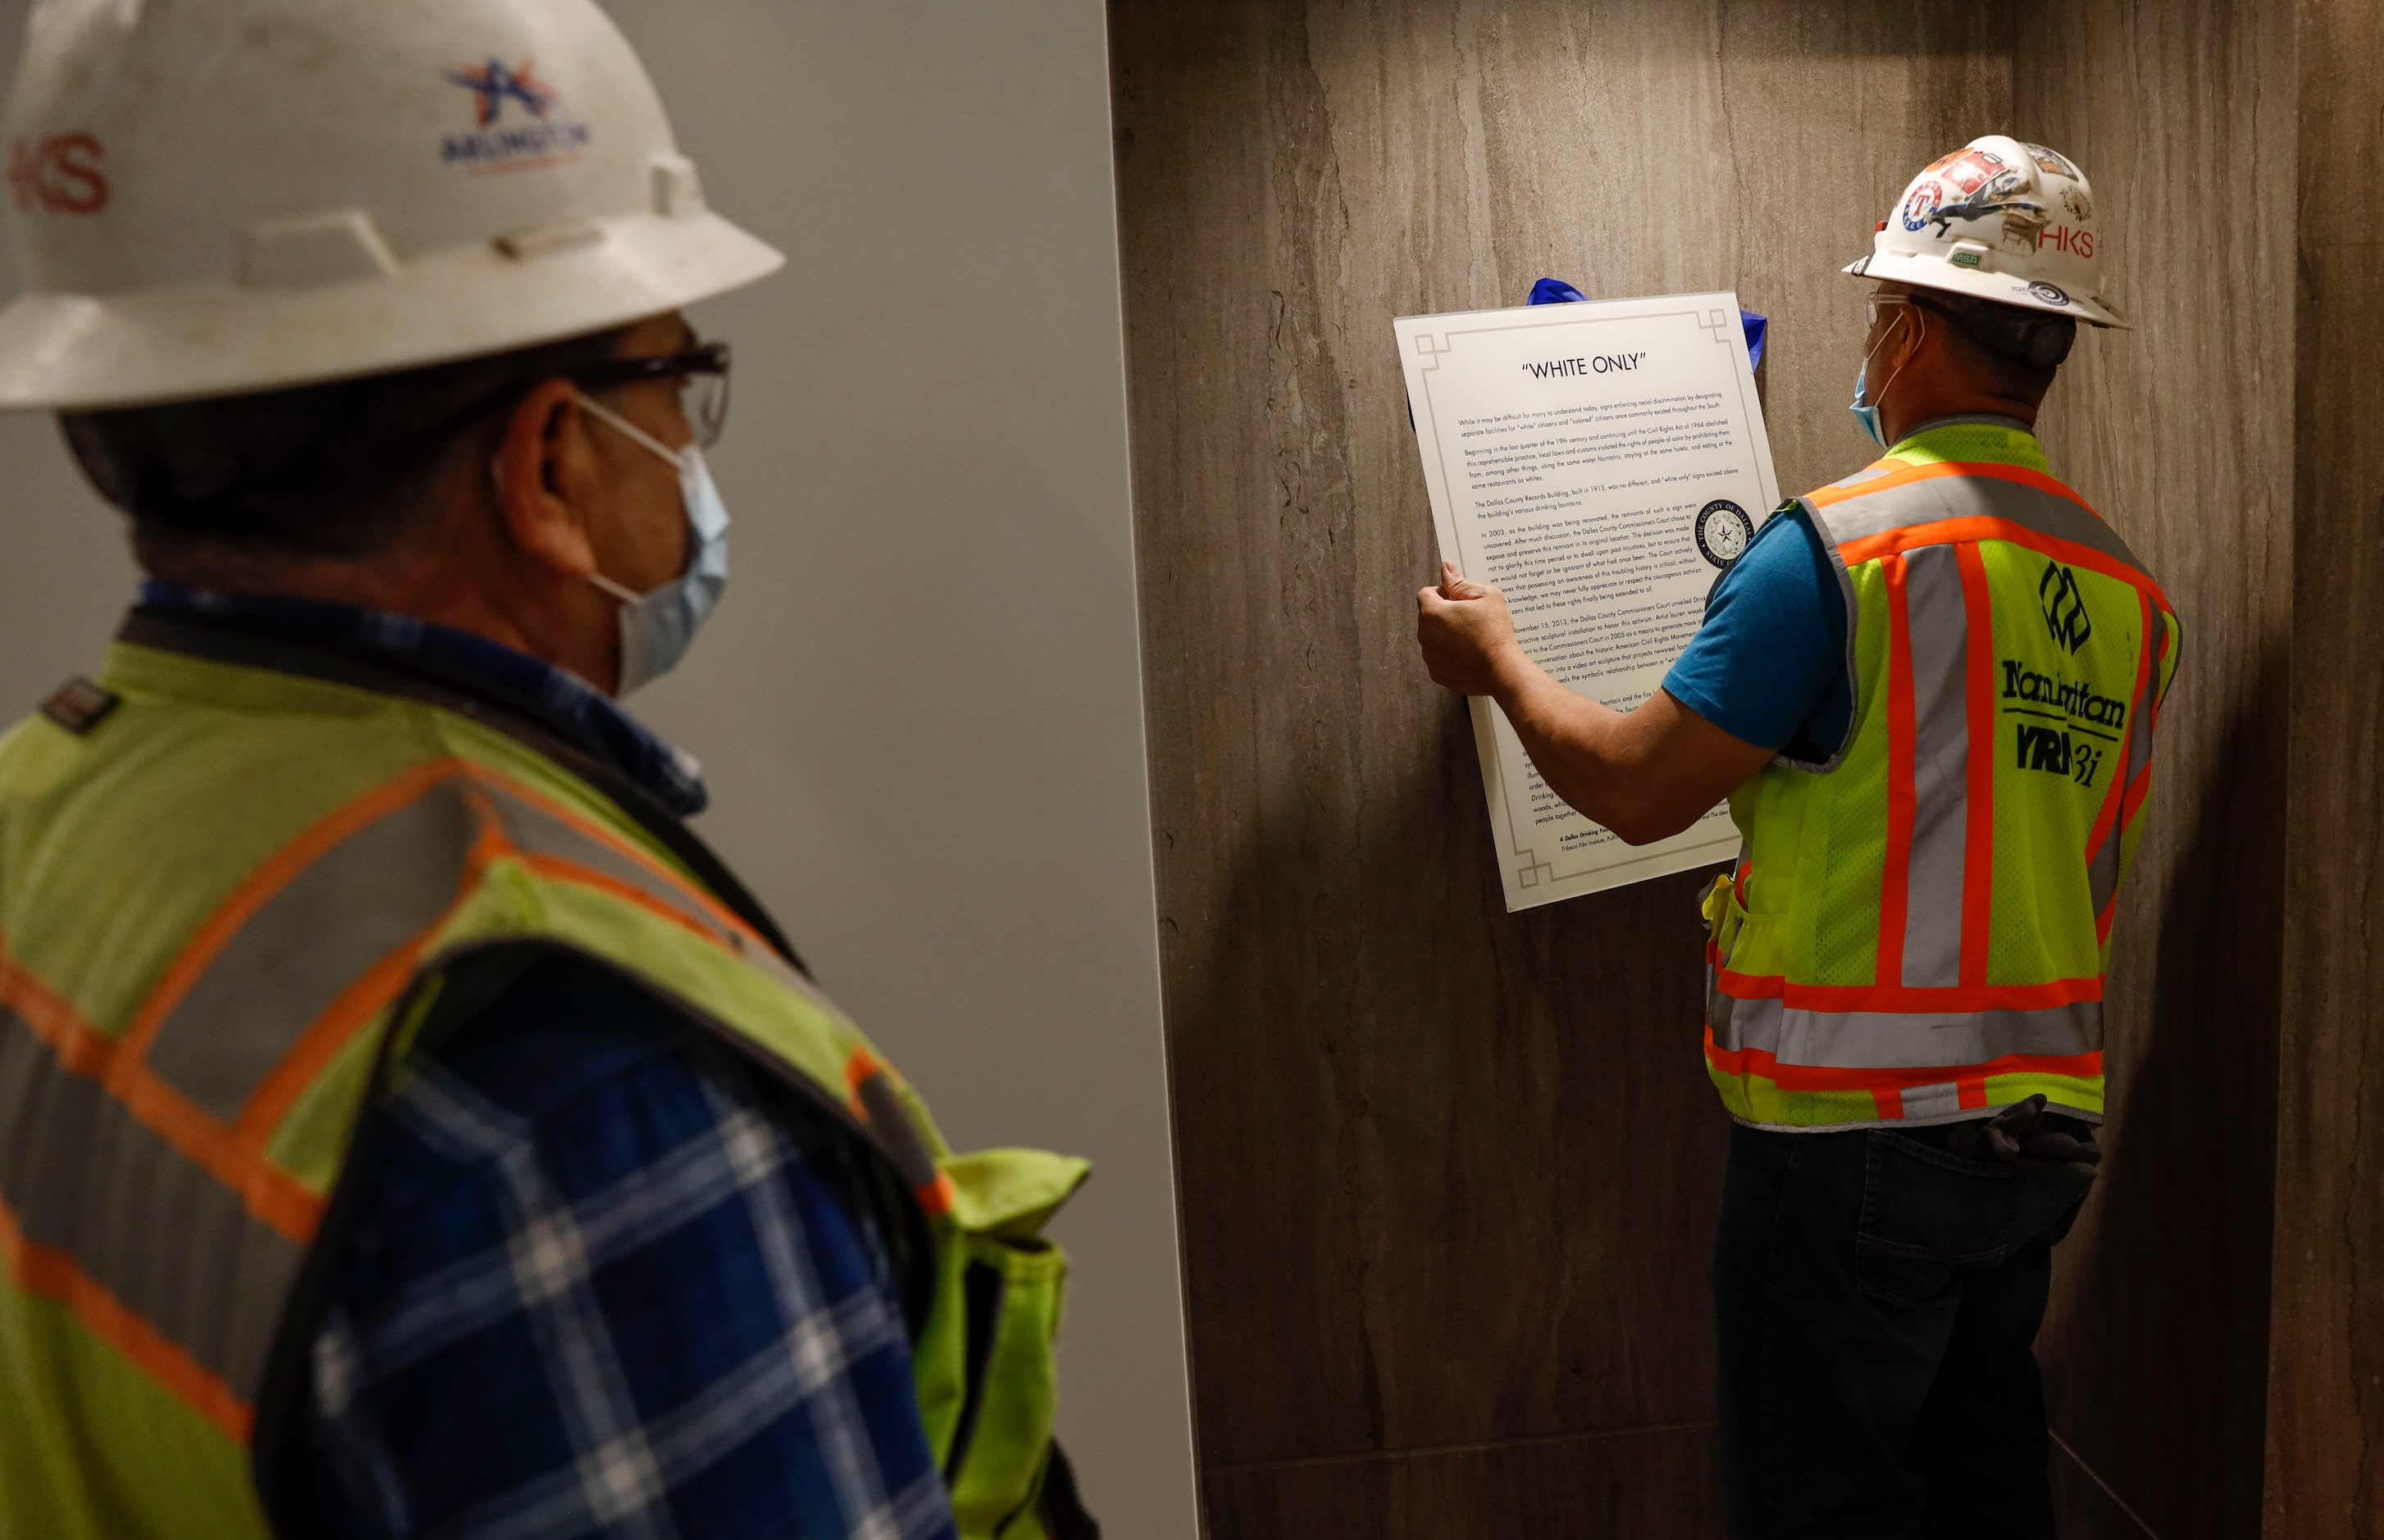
<box><xmin>137</xmin><ymin>585</ymin><xmax>956</xmax><ymax>1540</ymax></box>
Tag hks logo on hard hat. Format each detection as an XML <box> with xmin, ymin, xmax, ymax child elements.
<box><xmin>4</xmin><ymin>131</ymin><xmax>107</xmax><ymax>216</ymax></box>
<box><xmin>439</xmin><ymin>57</ymin><xmax>592</xmax><ymax>172</ymax></box>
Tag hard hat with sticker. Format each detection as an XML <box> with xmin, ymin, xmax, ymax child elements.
<box><xmin>0</xmin><ymin>0</ymin><xmax>785</xmax><ymax>412</ymax></box>
<box><xmin>1842</xmin><ymin>134</ymin><xmax>2127</xmax><ymax>330</ymax></box>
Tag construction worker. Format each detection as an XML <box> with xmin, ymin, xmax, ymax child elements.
<box><xmin>0</xmin><ymin>3</ymin><xmax>1092</xmax><ymax>1538</ymax></box>
<box><xmin>1416</xmin><ymin>137</ymin><xmax>2176</xmax><ymax>1537</ymax></box>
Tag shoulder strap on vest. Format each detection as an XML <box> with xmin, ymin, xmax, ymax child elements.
<box><xmin>1801</xmin><ymin>460</ymin><xmax>2164</xmax><ymax>604</ymax></box>
<box><xmin>117</xmin><ymin>608</ymin><xmax>807</xmax><ymax>974</ymax></box>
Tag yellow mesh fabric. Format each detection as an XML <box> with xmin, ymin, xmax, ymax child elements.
<box><xmin>1889</xmin><ymin>420</ymin><xmax>2051</xmax><ymax>472</ymax></box>
<box><xmin>1806</xmin><ymin>563</ymin><xmax>1896</xmax><ymax>986</ymax></box>
<box><xmin>1979</xmin><ymin>541</ymin><xmax>2140</xmax><ymax>983</ymax></box>
<box><xmin>1706</xmin><ymin>1061</ymin><xmax>1884</xmax><ymax>1127</ymax></box>
<box><xmin>1983</xmin><ymin>1068</ymin><xmax>2104</xmax><ymax>1119</ymax></box>
<box><xmin>1708</xmin><ymin>430</ymin><xmax>2163</xmax><ymax>1129</ymax></box>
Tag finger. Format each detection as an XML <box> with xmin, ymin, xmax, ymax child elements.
<box><xmin>1439</xmin><ymin>560</ymin><xmax>1483</xmax><ymax>600</ymax></box>
<box><xmin>2021</xmin><ymin>1134</ymin><xmax>2101</xmax><ymax>1166</ymax></box>
<box><xmin>2042</xmin><ymin>1160</ymin><xmax>2099</xmax><ymax>1188</ymax></box>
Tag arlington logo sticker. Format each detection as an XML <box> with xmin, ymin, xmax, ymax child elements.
<box><xmin>440</xmin><ymin>57</ymin><xmax>592</xmax><ymax>173</ymax></box>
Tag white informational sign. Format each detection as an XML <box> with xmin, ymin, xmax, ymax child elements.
<box><xmin>1395</xmin><ymin>292</ymin><xmax>1780</xmax><ymax>912</ymax></box>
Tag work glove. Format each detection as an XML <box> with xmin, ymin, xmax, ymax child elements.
<box><xmin>1944</xmin><ymin>1093</ymin><xmax>2103</xmax><ymax>1187</ymax></box>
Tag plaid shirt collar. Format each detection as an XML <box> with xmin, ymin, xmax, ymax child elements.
<box><xmin>137</xmin><ymin>581</ymin><xmax>709</xmax><ymax>818</ymax></box>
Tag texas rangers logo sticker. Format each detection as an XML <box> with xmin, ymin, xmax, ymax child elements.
<box><xmin>1695</xmin><ymin>499</ymin><xmax>1755</xmax><ymax>570</ymax></box>
<box><xmin>440</xmin><ymin>57</ymin><xmax>592</xmax><ymax>173</ymax></box>
<box><xmin>1900</xmin><ymin>179</ymin><xmax>1944</xmax><ymax>232</ymax></box>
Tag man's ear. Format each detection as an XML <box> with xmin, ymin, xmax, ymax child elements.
<box><xmin>1895</xmin><ymin>303</ymin><xmax>1934</xmax><ymax>372</ymax></box>
<box><xmin>490</xmin><ymin>378</ymin><xmax>602</xmax><ymax>580</ymax></box>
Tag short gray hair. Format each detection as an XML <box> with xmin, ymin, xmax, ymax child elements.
<box><xmin>63</xmin><ymin>326</ymin><xmax>627</xmax><ymax>563</ymax></box>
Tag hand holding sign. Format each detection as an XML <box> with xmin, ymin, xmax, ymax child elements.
<box><xmin>1394</xmin><ymin>289</ymin><xmax>1780</xmax><ymax>909</ymax></box>
<box><xmin>1416</xmin><ymin>561</ymin><xmax>1521</xmax><ymax>697</ymax></box>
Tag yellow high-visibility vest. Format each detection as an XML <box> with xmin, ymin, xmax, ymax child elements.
<box><xmin>1703</xmin><ymin>420</ymin><xmax>2180</xmax><ymax>1129</ymax></box>
<box><xmin>0</xmin><ymin>621</ymin><xmax>1088</xmax><ymax>1538</ymax></box>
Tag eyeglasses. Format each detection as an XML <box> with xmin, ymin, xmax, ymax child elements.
<box><xmin>1864</xmin><ymin>294</ymin><xmax>1915</xmax><ymax>330</ymax></box>
<box><xmin>571</xmin><ymin>340</ymin><xmax>733</xmax><ymax>449</ymax></box>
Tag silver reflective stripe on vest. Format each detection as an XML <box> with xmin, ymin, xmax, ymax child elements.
<box><xmin>854</xmin><ymin>1068</ymin><xmax>942</xmax><ymax>1196</ymax></box>
<box><xmin>1897</xmin><ymin>1082</ymin><xmax>1970</xmax><ymax>1122</ymax></box>
<box><xmin>1713</xmin><ymin>995</ymin><xmax>2101</xmax><ymax>1068</ymax></box>
<box><xmin>146</xmin><ymin>781</ymin><xmax>479</xmax><ymax>1122</ymax></box>
<box><xmin>0</xmin><ymin>1004</ymin><xmax>305</xmax><ymax>1401</ymax></box>
<box><xmin>1810</xmin><ymin>466</ymin><xmax>2152</xmax><ymax>579</ymax></box>
<box><xmin>477</xmin><ymin>781</ymin><xmax>736</xmax><ymax>945</ymax></box>
<box><xmin>10</xmin><ymin>765</ymin><xmax>747</xmax><ymax>1419</ymax></box>
<box><xmin>1899</xmin><ymin>544</ymin><xmax>1971</xmax><ymax>986</ymax></box>
<box><xmin>2087</xmin><ymin>593</ymin><xmax>2164</xmax><ymax>920</ymax></box>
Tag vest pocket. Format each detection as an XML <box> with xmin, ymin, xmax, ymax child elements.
<box><xmin>938</xmin><ymin>1148</ymin><xmax>1091</xmax><ymax>1538</ymax></box>
<box><xmin>1701</xmin><ymin>874</ymin><xmax>1776</xmax><ymax>1035</ymax></box>
<box><xmin>946</xmin><ymin>1232</ymin><xmax>1069</xmax><ymax>1537</ymax></box>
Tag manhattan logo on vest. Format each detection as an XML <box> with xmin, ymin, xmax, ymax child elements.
<box><xmin>2039</xmin><ymin>561</ymin><xmax>2092</xmax><ymax>654</ymax></box>
<box><xmin>440</xmin><ymin>57</ymin><xmax>592</xmax><ymax>173</ymax></box>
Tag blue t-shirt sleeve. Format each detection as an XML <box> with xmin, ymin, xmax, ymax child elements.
<box><xmin>1662</xmin><ymin>505</ymin><xmax>1848</xmax><ymax>758</ymax></box>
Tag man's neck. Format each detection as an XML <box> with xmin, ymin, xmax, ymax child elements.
<box><xmin>1882</xmin><ymin>390</ymin><xmax>2037</xmax><ymax>446</ymax></box>
<box><xmin>142</xmin><ymin>537</ymin><xmax>613</xmax><ymax>693</ymax></box>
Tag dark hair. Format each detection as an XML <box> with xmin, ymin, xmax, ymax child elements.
<box><xmin>62</xmin><ymin>326</ymin><xmax>629</xmax><ymax>563</ymax></box>
<box><xmin>1913</xmin><ymin>292</ymin><xmax>2076</xmax><ymax>384</ymax></box>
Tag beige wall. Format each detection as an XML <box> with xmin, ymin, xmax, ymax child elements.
<box><xmin>0</xmin><ymin>2</ymin><xmax>1198</xmax><ymax>1533</ymax></box>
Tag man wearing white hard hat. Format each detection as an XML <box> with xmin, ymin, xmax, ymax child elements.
<box><xmin>0</xmin><ymin>4</ymin><xmax>1094</xmax><ymax>1538</ymax></box>
<box><xmin>1417</xmin><ymin>136</ymin><xmax>2178</xmax><ymax>1533</ymax></box>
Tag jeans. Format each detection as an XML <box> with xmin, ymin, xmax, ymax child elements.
<box><xmin>1712</xmin><ymin>1120</ymin><xmax>2090</xmax><ymax>1539</ymax></box>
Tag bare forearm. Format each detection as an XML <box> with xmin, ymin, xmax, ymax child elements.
<box><xmin>1415</xmin><ymin>562</ymin><xmax>1772</xmax><ymax>841</ymax></box>
<box><xmin>1484</xmin><ymin>649</ymin><xmax>1672</xmax><ymax>842</ymax></box>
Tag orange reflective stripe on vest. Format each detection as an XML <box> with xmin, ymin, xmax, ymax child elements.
<box><xmin>0</xmin><ymin>641</ymin><xmax>1087</xmax><ymax>1540</ymax></box>
<box><xmin>0</xmin><ymin>758</ymin><xmax>763</xmax><ymax>1439</ymax></box>
<box><xmin>1706</xmin><ymin>427</ymin><xmax>2177</xmax><ymax>1129</ymax></box>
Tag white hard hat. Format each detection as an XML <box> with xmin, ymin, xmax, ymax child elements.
<box><xmin>0</xmin><ymin>0</ymin><xmax>784</xmax><ymax>412</ymax></box>
<box><xmin>1844</xmin><ymin>134</ymin><xmax>2128</xmax><ymax>330</ymax></box>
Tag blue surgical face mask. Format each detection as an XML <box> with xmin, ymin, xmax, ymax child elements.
<box><xmin>575</xmin><ymin>392</ymin><xmax>731</xmax><ymax>695</ymax></box>
<box><xmin>1849</xmin><ymin>362</ymin><xmax>1886</xmax><ymax>448</ymax></box>
<box><xmin>1848</xmin><ymin>299</ymin><xmax>1920</xmax><ymax>449</ymax></box>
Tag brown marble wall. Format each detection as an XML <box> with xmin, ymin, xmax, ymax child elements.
<box><xmin>2268</xmin><ymin>0</ymin><xmax>2384</xmax><ymax>1532</ymax></box>
<box><xmin>2012</xmin><ymin>2</ymin><xmax>2301</xmax><ymax>1538</ymax></box>
<box><xmin>1116</xmin><ymin>2</ymin><xmax>2378</xmax><ymax>1533</ymax></box>
<box><xmin>1110</xmin><ymin>2</ymin><xmax>2005</xmax><ymax>1530</ymax></box>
